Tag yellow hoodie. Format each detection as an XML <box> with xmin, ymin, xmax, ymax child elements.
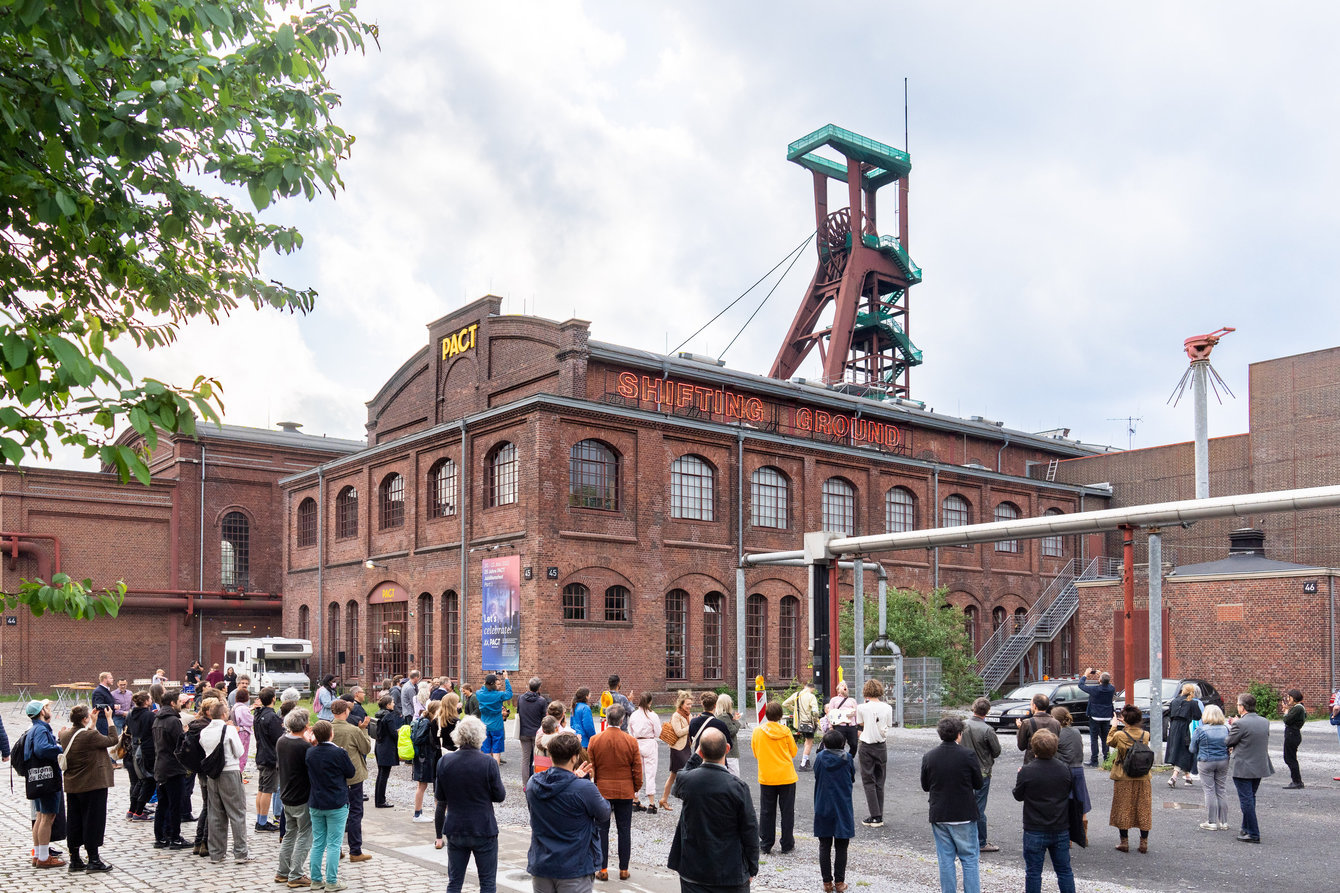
<box><xmin>751</xmin><ymin>720</ymin><xmax>799</xmax><ymax>785</ymax></box>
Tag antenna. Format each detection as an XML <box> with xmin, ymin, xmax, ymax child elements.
<box><xmin>904</xmin><ymin>78</ymin><xmax>909</xmax><ymax>152</ymax></box>
<box><xmin>1106</xmin><ymin>416</ymin><xmax>1142</xmax><ymax>450</ymax></box>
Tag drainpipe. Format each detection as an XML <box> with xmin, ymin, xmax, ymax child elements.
<box><xmin>317</xmin><ymin>466</ymin><xmax>325</xmax><ymax>680</ymax></box>
<box><xmin>853</xmin><ymin>557</ymin><xmax>864</xmax><ymax>697</ymax></box>
<box><xmin>1330</xmin><ymin>575</ymin><xmax>1335</xmax><ymax>696</ymax></box>
<box><xmin>736</xmin><ymin>426</ymin><xmax>745</xmax><ymax>713</ymax></box>
<box><xmin>931</xmin><ymin>467</ymin><xmax>940</xmax><ymax>592</ymax></box>
<box><xmin>1120</xmin><ymin>524</ymin><xmax>1135</xmax><ymax>700</ymax></box>
<box><xmin>459</xmin><ymin>417</ymin><xmax>468</xmax><ymax>679</ymax></box>
<box><xmin>1147</xmin><ymin>529</ymin><xmax>1164</xmax><ymax>757</ymax></box>
<box><xmin>199</xmin><ymin>446</ymin><xmax>206</xmax><ymax>590</ymax></box>
<box><xmin>996</xmin><ymin>434</ymin><xmax>1010</xmax><ymax>474</ymax></box>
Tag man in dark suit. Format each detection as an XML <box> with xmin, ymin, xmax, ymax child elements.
<box><xmin>920</xmin><ymin>716</ymin><xmax>984</xmax><ymax>893</ymax></box>
<box><xmin>669</xmin><ymin>728</ymin><xmax>758</xmax><ymax>893</ymax></box>
<box><xmin>1228</xmin><ymin>692</ymin><xmax>1273</xmax><ymax>843</ymax></box>
<box><xmin>91</xmin><ymin>671</ymin><xmax>117</xmax><ymax>736</ymax></box>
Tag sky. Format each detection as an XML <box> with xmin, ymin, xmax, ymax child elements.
<box><xmin>71</xmin><ymin>2</ymin><xmax>1340</xmax><ymax>468</ymax></box>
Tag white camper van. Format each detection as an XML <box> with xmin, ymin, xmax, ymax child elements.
<box><xmin>222</xmin><ymin>637</ymin><xmax>313</xmax><ymax>695</ymax></box>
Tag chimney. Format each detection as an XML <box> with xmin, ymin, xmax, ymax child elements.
<box><xmin>1228</xmin><ymin>528</ymin><xmax>1265</xmax><ymax>557</ymax></box>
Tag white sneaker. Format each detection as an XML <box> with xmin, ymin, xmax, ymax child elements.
<box><xmin>1199</xmin><ymin>821</ymin><xmax>1216</xmax><ymax>831</ymax></box>
<box><xmin>1217</xmin><ymin>823</ymin><xmax>1230</xmax><ymax>831</ymax></box>
<box><xmin>412</xmin><ymin>814</ymin><xmax>433</xmax><ymax>823</ymax></box>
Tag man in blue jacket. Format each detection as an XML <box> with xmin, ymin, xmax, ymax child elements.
<box><xmin>476</xmin><ymin>671</ymin><xmax>513</xmax><ymax>766</ymax></box>
<box><xmin>1078</xmin><ymin>668</ymin><xmax>1116</xmax><ymax>767</ymax></box>
<box><xmin>526</xmin><ymin>730</ymin><xmax>609</xmax><ymax>893</ymax></box>
<box><xmin>25</xmin><ymin>699</ymin><xmax>66</xmax><ymax>868</ymax></box>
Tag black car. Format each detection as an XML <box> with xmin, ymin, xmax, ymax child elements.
<box><xmin>1114</xmin><ymin>677</ymin><xmax>1224</xmax><ymax>736</ymax></box>
<box><xmin>985</xmin><ymin>679</ymin><xmax>1091</xmax><ymax>733</ymax></box>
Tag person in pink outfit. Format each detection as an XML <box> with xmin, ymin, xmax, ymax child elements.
<box><xmin>233</xmin><ymin>691</ymin><xmax>255</xmax><ymax>775</ymax></box>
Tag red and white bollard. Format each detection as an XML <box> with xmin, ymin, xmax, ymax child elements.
<box><xmin>755</xmin><ymin>675</ymin><xmax>767</xmax><ymax>724</ymax></box>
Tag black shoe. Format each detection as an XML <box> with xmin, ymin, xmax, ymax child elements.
<box><xmin>362</xmin><ymin>795</ymin><xmax>369</xmax><ymax>801</ymax></box>
<box><xmin>153</xmin><ymin>840</ymin><xmax>170</xmax><ymax>849</ymax></box>
<box><xmin>68</xmin><ymin>857</ymin><xmax>86</xmax><ymax>873</ymax></box>
<box><xmin>181</xmin><ymin>814</ymin><xmax>197</xmax><ymax>822</ymax></box>
<box><xmin>169</xmin><ymin>838</ymin><xmax>192</xmax><ymax>850</ymax></box>
<box><xmin>1283</xmin><ymin>781</ymin><xmax>1304</xmax><ymax>790</ymax></box>
<box><xmin>781</xmin><ymin>847</ymin><xmax>794</xmax><ymax>855</ymax></box>
<box><xmin>255</xmin><ymin>822</ymin><xmax>279</xmax><ymax>832</ymax></box>
<box><xmin>632</xmin><ymin>802</ymin><xmax>645</xmax><ymax>812</ymax></box>
<box><xmin>86</xmin><ymin>859</ymin><xmax>114</xmax><ymax>873</ymax></box>
<box><xmin>1236</xmin><ymin>832</ymin><xmax>1261</xmax><ymax>843</ymax></box>
<box><xmin>760</xmin><ymin>847</ymin><xmax>772</xmax><ymax>856</ymax></box>
<box><xmin>374</xmin><ymin>803</ymin><xmax>394</xmax><ymax>808</ymax></box>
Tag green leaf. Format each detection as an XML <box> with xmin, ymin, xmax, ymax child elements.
<box><xmin>0</xmin><ymin>437</ymin><xmax>25</xmax><ymax>465</ymax></box>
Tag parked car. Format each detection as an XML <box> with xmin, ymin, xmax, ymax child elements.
<box><xmin>985</xmin><ymin>678</ymin><xmax>1091</xmax><ymax>733</ymax></box>
<box><xmin>1114</xmin><ymin>677</ymin><xmax>1223</xmax><ymax>736</ymax></box>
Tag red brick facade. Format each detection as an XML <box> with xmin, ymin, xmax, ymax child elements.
<box><xmin>283</xmin><ymin>296</ymin><xmax>1112</xmax><ymax>700</ymax></box>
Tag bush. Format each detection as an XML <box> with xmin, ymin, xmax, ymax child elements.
<box><xmin>1247</xmin><ymin>681</ymin><xmax>1280</xmax><ymax>719</ymax></box>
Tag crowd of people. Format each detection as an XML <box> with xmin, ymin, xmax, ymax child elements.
<box><xmin>0</xmin><ymin>663</ymin><xmax>1328</xmax><ymax>893</ymax></box>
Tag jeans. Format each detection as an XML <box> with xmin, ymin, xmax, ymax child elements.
<box><xmin>600</xmin><ymin>798</ymin><xmax>634</xmax><ymax>870</ymax></box>
<box><xmin>1283</xmin><ymin>727</ymin><xmax>1302</xmax><ymax>784</ymax></box>
<box><xmin>858</xmin><ymin>742</ymin><xmax>887</xmax><ymax>819</ymax></box>
<box><xmin>932</xmin><ymin>822</ymin><xmax>980</xmax><ymax>893</ymax></box>
<box><xmin>1198</xmin><ymin>759</ymin><xmax>1229</xmax><ymax>824</ymax></box>
<box><xmin>1088</xmin><ymin>719</ymin><xmax>1111</xmax><ymax>765</ymax></box>
<box><xmin>1022</xmin><ymin>828</ymin><xmax>1075</xmax><ymax>893</ymax></box>
<box><xmin>818</xmin><ymin>836</ymin><xmax>848</xmax><ymax>884</ymax></box>
<box><xmin>154</xmin><ymin>775</ymin><xmax>188</xmax><ymax>842</ymax></box>
<box><xmin>277</xmin><ymin>801</ymin><xmax>312</xmax><ymax>881</ymax></box>
<box><xmin>758</xmin><ymin>783</ymin><xmax>796</xmax><ymax>852</ymax></box>
<box><xmin>310</xmin><ymin>805</ymin><xmax>349</xmax><ymax>884</ymax></box>
<box><xmin>113</xmin><ymin>715</ymin><xmax>127</xmax><ymax>736</ymax></box>
<box><xmin>974</xmin><ymin>775</ymin><xmax>992</xmax><ymax>846</ymax></box>
<box><xmin>1234</xmin><ymin>777</ymin><xmax>1261</xmax><ymax>839</ymax></box>
<box><xmin>193</xmin><ymin>777</ymin><xmax>210</xmax><ymax>846</ymax></box>
<box><xmin>345</xmin><ymin>781</ymin><xmax>365</xmax><ymax>854</ymax></box>
<box><xmin>447</xmin><ymin>833</ymin><xmax>498</xmax><ymax>893</ymax></box>
<box><xmin>206</xmin><ymin>770</ymin><xmax>250</xmax><ymax>861</ymax></box>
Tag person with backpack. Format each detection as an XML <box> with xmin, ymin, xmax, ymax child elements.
<box><xmin>411</xmin><ymin>700</ymin><xmax>444</xmax><ymax>823</ymax></box>
<box><xmin>22</xmin><ymin>699</ymin><xmax>66</xmax><ymax>868</ymax></box>
<box><xmin>372</xmin><ymin>694</ymin><xmax>403</xmax><ymax>808</ymax></box>
<box><xmin>125</xmin><ymin>690</ymin><xmax>156</xmax><ymax>821</ymax></box>
<box><xmin>1107</xmin><ymin>704</ymin><xmax>1154</xmax><ymax>853</ymax></box>
<box><xmin>151</xmin><ymin>689</ymin><xmax>192</xmax><ymax>850</ymax></box>
<box><xmin>185</xmin><ymin>698</ymin><xmax>215</xmax><ymax>855</ymax></box>
<box><xmin>199</xmin><ymin>699</ymin><xmax>251</xmax><ymax>863</ymax></box>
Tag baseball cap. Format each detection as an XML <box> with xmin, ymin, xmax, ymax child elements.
<box><xmin>24</xmin><ymin>699</ymin><xmax>51</xmax><ymax>717</ymax></box>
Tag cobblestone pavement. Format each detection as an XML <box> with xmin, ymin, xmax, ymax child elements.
<box><xmin>6</xmin><ymin>699</ymin><xmax>1337</xmax><ymax>892</ymax></box>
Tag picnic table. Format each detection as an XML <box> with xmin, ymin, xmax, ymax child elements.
<box><xmin>10</xmin><ymin>681</ymin><xmax>35</xmax><ymax>703</ymax></box>
<box><xmin>51</xmin><ymin>682</ymin><xmax>95</xmax><ymax>715</ymax></box>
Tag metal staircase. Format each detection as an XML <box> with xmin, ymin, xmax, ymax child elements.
<box><xmin>974</xmin><ymin>556</ymin><xmax>1121</xmax><ymax>693</ymax></box>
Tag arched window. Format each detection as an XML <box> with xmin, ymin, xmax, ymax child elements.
<box><xmin>821</xmin><ymin>477</ymin><xmax>856</xmax><ymax>535</ymax></box>
<box><xmin>991</xmin><ymin>606</ymin><xmax>1006</xmax><ymax>633</ymax></box>
<box><xmin>221</xmin><ymin>511</ymin><xmax>249</xmax><ymax>589</ymax></box>
<box><xmin>964</xmin><ymin>605</ymin><xmax>978</xmax><ymax>652</ymax></box>
<box><xmin>750</xmin><ymin>466</ymin><xmax>789</xmax><ymax>529</ymax></box>
<box><xmin>487</xmin><ymin>442</ymin><xmax>517</xmax><ymax>507</ymax></box>
<box><xmin>605</xmin><ymin>585</ymin><xmax>630</xmax><ymax>623</ymax></box>
<box><xmin>994</xmin><ymin>501</ymin><xmax>1020</xmax><ymax>553</ymax></box>
<box><xmin>379</xmin><ymin>473</ymin><xmax>405</xmax><ymax>529</ymax></box>
<box><xmin>885</xmin><ymin>486</ymin><xmax>916</xmax><ymax>533</ymax></box>
<box><xmin>328</xmin><ymin>602</ymin><xmax>341</xmax><ymax>671</ymax></box>
<box><xmin>746</xmin><ymin>594</ymin><xmax>767</xmax><ymax>678</ymax></box>
<box><xmin>418</xmin><ymin>592</ymin><xmax>434</xmax><ymax>675</ymax></box>
<box><xmin>665</xmin><ymin>589</ymin><xmax>687</xmax><ymax>680</ymax></box>
<box><xmin>1041</xmin><ymin>508</ymin><xmax>1065</xmax><ymax>558</ymax></box>
<box><xmin>562</xmin><ymin>583</ymin><xmax>587</xmax><ymax>621</ymax></box>
<box><xmin>779</xmin><ymin>596</ymin><xmax>799</xmax><ymax>680</ymax></box>
<box><xmin>428</xmin><ymin>459</ymin><xmax>456</xmax><ymax>518</ymax></box>
<box><xmin>941</xmin><ymin>494</ymin><xmax>970</xmax><ymax>528</ymax></box>
<box><xmin>297</xmin><ymin>498</ymin><xmax>317</xmax><ymax>548</ymax></box>
<box><xmin>336</xmin><ymin>486</ymin><xmax>358</xmax><ymax>539</ymax></box>
<box><xmin>569</xmin><ymin>440</ymin><xmax>619</xmax><ymax>510</ymax></box>
<box><xmin>671</xmin><ymin>454</ymin><xmax>714</xmax><ymax>520</ymax></box>
<box><xmin>703</xmin><ymin>592</ymin><xmax>723</xmax><ymax>680</ymax></box>
<box><xmin>346</xmin><ymin>601</ymin><xmax>359</xmax><ymax>675</ymax></box>
<box><xmin>441</xmin><ymin>591</ymin><xmax>460</xmax><ymax>678</ymax></box>
<box><xmin>1013</xmin><ymin>607</ymin><xmax>1027</xmax><ymax>634</ymax></box>
<box><xmin>298</xmin><ymin>604</ymin><xmax>310</xmax><ymax>640</ymax></box>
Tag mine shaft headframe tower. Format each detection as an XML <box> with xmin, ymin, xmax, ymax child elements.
<box><xmin>769</xmin><ymin>125</ymin><xmax>923</xmax><ymax>398</ymax></box>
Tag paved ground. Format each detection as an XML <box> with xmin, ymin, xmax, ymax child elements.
<box><xmin>4</xmin><ymin>702</ymin><xmax>1339</xmax><ymax>892</ymax></box>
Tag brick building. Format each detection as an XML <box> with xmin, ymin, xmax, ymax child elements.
<box><xmin>1054</xmin><ymin>346</ymin><xmax>1340</xmax><ymax>706</ymax></box>
<box><xmin>0</xmin><ymin>424</ymin><xmax>362</xmax><ymax>688</ymax></box>
<box><xmin>281</xmin><ymin>295</ymin><xmax>1112</xmax><ymax>699</ymax></box>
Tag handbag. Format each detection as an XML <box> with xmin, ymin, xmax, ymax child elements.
<box><xmin>57</xmin><ymin>728</ymin><xmax>89</xmax><ymax>772</ymax></box>
<box><xmin>26</xmin><ymin>762</ymin><xmax>61</xmax><ymax>799</ymax></box>
<box><xmin>659</xmin><ymin>721</ymin><xmax>680</xmax><ymax>746</ymax></box>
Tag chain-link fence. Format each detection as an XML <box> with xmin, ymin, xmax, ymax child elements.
<box><xmin>902</xmin><ymin>657</ymin><xmax>943</xmax><ymax>727</ymax></box>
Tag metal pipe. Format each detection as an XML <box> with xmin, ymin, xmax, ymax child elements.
<box><xmin>1193</xmin><ymin>362</ymin><xmax>1209</xmax><ymax>500</ymax></box>
<box><xmin>737</xmin><ymin>428</ymin><xmax>746</xmax><ymax>711</ymax></box>
<box><xmin>0</xmin><ymin>532</ymin><xmax>61</xmax><ymax>573</ymax></box>
<box><xmin>459</xmin><ymin>417</ymin><xmax>468</xmax><ymax>679</ymax></box>
<box><xmin>316</xmin><ymin>465</ymin><xmax>325</xmax><ymax>680</ymax></box>
<box><xmin>853</xmin><ymin>558</ymin><xmax>865</xmax><ymax>697</ymax></box>
<box><xmin>121</xmin><ymin>596</ymin><xmax>283</xmax><ymax>611</ymax></box>
<box><xmin>932</xmin><ymin>467</ymin><xmax>940</xmax><ymax>592</ymax></box>
<box><xmin>1122</xmin><ymin>526</ymin><xmax>1135</xmax><ymax>703</ymax></box>
<box><xmin>1148</xmin><ymin>530</ymin><xmax>1164</xmax><ymax>757</ymax></box>
<box><xmin>6</xmin><ymin>540</ymin><xmax>50</xmax><ymax>580</ymax></box>
<box><xmin>828</xmin><ymin>563</ymin><xmax>840</xmax><ymax>695</ymax></box>
<box><xmin>736</xmin><ymin>566</ymin><xmax>747</xmax><ymax>714</ymax></box>
<box><xmin>199</xmin><ymin>446</ymin><xmax>205</xmax><ymax>590</ymax></box>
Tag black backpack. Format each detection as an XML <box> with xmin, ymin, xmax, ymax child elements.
<box><xmin>1121</xmin><ymin>731</ymin><xmax>1155</xmax><ymax>778</ymax></box>
<box><xmin>198</xmin><ymin>734</ymin><xmax>228</xmax><ymax>780</ymax></box>
<box><xmin>175</xmin><ymin>726</ymin><xmax>207</xmax><ymax>774</ymax></box>
<box><xmin>9</xmin><ymin>730</ymin><xmax>29</xmax><ymax>776</ymax></box>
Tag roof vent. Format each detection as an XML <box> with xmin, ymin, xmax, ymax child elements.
<box><xmin>276</xmin><ymin>421</ymin><xmax>303</xmax><ymax>433</ymax></box>
<box><xmin>1228</xmin><ymin>528</ymin><xmax>1265</xmax><ymax>557</ymax></box>
<box><xmin>676</xmin><ymin>352</ymin><xmax>726</xmax><ymax>367</ymax></box>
